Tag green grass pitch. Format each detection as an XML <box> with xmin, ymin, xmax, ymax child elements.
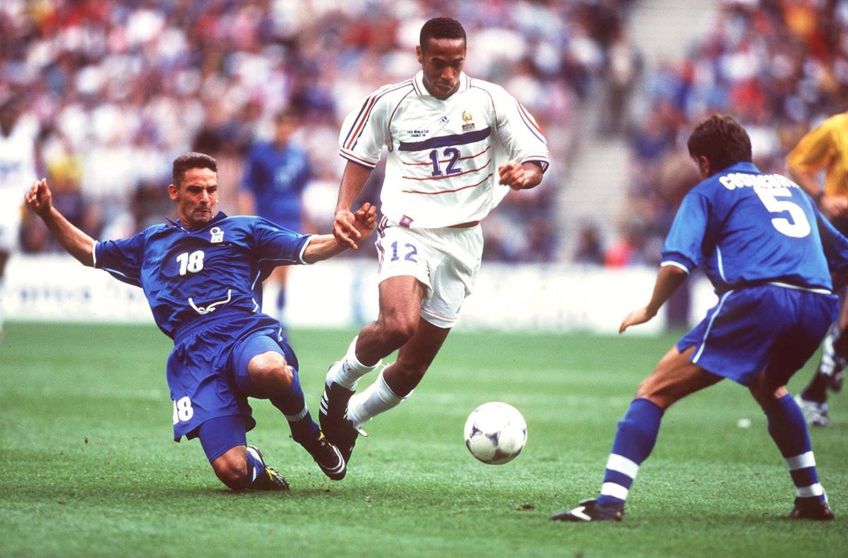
<box><xmin>1</xmin><ymin>322</ymin><xmax>846</xmax><ymax>557</ymax></box>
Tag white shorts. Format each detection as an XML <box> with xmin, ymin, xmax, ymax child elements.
<box><xmin>375</xmin><ymin>221</ymin><xmax>483</xmax><ymax>328</ymax></box>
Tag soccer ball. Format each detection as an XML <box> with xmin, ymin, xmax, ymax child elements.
<box><xmin>463</xmin><ymin>402</ymin><xmax>527</xmax><ymax>465</ymax></box>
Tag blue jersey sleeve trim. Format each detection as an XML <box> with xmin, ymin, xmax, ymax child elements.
<box><xmin>298</xmin><ymin>236</ymin><xmax>311</xmax><ymax>264</ymax></box>
<box><xmin>660</xmin><ymin>256</ymin><xmax>694</xmax><ymax>274</ymax></box>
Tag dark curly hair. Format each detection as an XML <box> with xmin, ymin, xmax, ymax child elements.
<box><xmin>687</xmin><ymin>114</ymin><xmax>752</xmax><ymax>174</ymax></box>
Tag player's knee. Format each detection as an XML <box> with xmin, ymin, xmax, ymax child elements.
<box><xmin>379</xmin><ymin>316</ymin><xmax>418</xmax><ymax>347</ymax></box>
<box><xmin>634</xmin><ymin>380</ymin><xmax>673</xmax><ymax>410</ymax></box>
<box><xmin>212</xmin><ymin>453</ymin><xmax>251</xmax><ymax>491</ymax></box>
<box><xmin>248</xmin><ymin>352</ymin><xmax>292</xmax><ymax>392</ymax></box>
<box><xmin>748</xmin><ymin>374</ymin><xmax>786</xmax><ymax>409</ymax></box>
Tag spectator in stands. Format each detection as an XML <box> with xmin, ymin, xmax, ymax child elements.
<box><xmin>239</xmin><ymin>109</ymin><xmax>312</xmax><ymax>329</ymax></box>
<box><xmin>2</xmin><ymin>0</ymin><xmax>641</xmax><ymax>264</ymax></box>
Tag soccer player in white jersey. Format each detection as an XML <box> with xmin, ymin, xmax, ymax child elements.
<box><xmin>0</xmin><ymin>94</ymin><xmax>38</xmax><ymax>339</ymax></box>
<box><xmin>320</xmin><ymin>17</ymin><xmax>550</xmax><ymax>464</ymax></box>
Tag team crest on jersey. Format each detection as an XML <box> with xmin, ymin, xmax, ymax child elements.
<box><xmin>462</xmin><ymin>111</ymin><xmax>475</xmax><ymax>131</ymax></box>
<box><xmin>209</xmin><ymin>226</ymin><xmax>224</xmax><ymax>243</ymax></box>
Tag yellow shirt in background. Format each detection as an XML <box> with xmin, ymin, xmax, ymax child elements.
<box><xmin>787</xmin><ymin>112</ymin><xmax>848</xmax><ymax>196</ymax></box>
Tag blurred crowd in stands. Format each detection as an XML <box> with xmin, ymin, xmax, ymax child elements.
<box><xmin>4</xmin><ymin>0</ymin><xmax>843</xmax><ymax>266</ymax></box>
<box><xmin>1</xmin><ymin>0</ymin><xmax>636</xmax><ymax>261</ymax></box>
<box><xmin>591</xmin><ymin>0</ymin><xmax>848</xmax><ymax>268</ymax></box>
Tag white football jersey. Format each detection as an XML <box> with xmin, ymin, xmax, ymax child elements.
<box><xmin>0</xmin><ymin>118</ymin><xmax>37</xmax><ymax>193</ymax></box>
<box><xmin>339</xmin><ymin>71</ymin><xmax>550</xmax><ymax>228</ymax></box>
<box><xmin>0</xmin><ymin>118</ymin><xmax>37</xmax><ymax>251</ymax></box>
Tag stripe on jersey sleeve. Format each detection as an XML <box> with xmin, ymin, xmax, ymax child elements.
<box><xmin>339</xmin><ymin>148</ymin><xmax>379</xmax><ymax>169</ymax></box>
<box><xmin>517</xmin><ymin>102</ymin><xmax>546</xmax><ymax>144</ymax></box>
<box><xmin>342</xmin><ymin>80</ymin><xmax>413</xmax><ymax>151</ymax></box>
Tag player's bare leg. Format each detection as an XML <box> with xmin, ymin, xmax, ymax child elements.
<box><xmin>634</xmin><ymin>346</ymin><xmax>723</xmax><ymax>409</ymax></box>
<box><xmin>348</xmin><ymin>319</ymin><xmax>451</xmax><ymax>421</ymax></box>
<box><xmin>211</xmin><ymin>445</ymin><xmax>289</xmax><ymax>491</ymax></box>
<box><xmin>321</xmin><ymin>275</ymin><xmax>425</xmax><ymax>460</ymax></box>
<box><xmin>355</xmin><ymin>275</ymin><xmax>427</xmax><ymax>366</ymax></box>
<box><xmin>379</xmin><ymin>319</ymin><xmax>451</xmax><ymax>396</ymax></box>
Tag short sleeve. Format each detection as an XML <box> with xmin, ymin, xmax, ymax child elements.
<box><xmin>94</xmin><ymin>233</ymin><xmax>146</xmax><ymax>287</ymax></box>
<box><xmin>490</xmin><ymin>85</ymin><xmax>550</xmax><ymax>172</ymax></box>
<box><xmin>252</xmin><ymin>217</ymin><xmax>311</xmax><ymax>265</ymax></box>
<box><xmin>338</xmin><ymin>87</ymin><xmax>391</xmax><ymax>168</ymax></box>
<box><xmin>661</xmin><ymin>191</ymin><xmax>710</xmax><ymax>273</ymax></box>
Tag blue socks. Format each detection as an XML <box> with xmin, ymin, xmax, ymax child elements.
<box><xmin>596</xmin><ymin>398</ymin><xmax>664</xmax><ymax>508</ymax></box>
<box><xmin>765</xmin><ymin>394</ymin><xmax>826</xmax><ymax>503</ymax></box>
<box><xmin>269</xmin><ymin>369</ymin><xmax>319</xmax><ymax>446</ymax></box>
<box><xmin>593</xmin><ymin>394</ymin><xmax>827</xmax><ymax>510</ymax></box>
<box><xmin>245</xmin><ymin>446</ymin><xmax>267</xmax><ymax>485</ymax></box>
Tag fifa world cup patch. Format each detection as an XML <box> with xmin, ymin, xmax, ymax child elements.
<box><xmin>209</xmin><ymin>226</ymin><xmax>224</xmax><ymax>243</ymax></box>
<box><xmin>462</xmin><ymin>110</ymin><xmax>475</xmax><ymax>131</ymax></box>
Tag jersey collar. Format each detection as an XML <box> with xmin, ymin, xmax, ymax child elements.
<box><xmin>166</xmin><ymin>211</ymin><xmax>228</xmax><ymax>231</ymax></box>
<box><xmin>413</xmin><ymin>70</ymin><xmax>470</xmax><ymax>99</ymax></box>
<box><xmin>723</xmin><ymin>161</ymin><xmax>760</xmax><ymax>174</ymax></box>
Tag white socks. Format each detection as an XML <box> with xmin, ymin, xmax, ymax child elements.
<box><xmin>330</xmin><ymin>336</ymin><xmax>407</xmax><ymax>427</ymax></box>
<box><xmin>346</xmin><ymin>370</ymin><xmax>404</xmax><ymax>426</ymax></box>
<box><xmin>331</xmin><ymin>336</ymin><xmax>381</xmax><ymax>390</ymax></box>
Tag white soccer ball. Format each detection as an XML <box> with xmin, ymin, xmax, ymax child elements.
<box><xmin>464</xmin><ymin>402</ymin><xmax>527</xmax><ymax>465</ymax></box>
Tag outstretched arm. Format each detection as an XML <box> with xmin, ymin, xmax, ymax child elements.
<box><xmin>25</xmin><ymin>178</ymin><xmax>95</xmax><ymax>267</ymax></box>
<box><xmin>303</xmin><ymin>202</ymin><xmax>377</xmax><ymax>263</ymax></box>
<box><xmin>619</xmin><ymin>264</ymin><xmax>688</xmax><ymax>333</ymax></box>
<box><xmin>333</xmin><ymin>161</ymin><xmax>374</xmax><ymax>249</ymax></box>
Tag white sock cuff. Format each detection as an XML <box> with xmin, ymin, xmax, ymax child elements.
<box><xmin>376</xmin><ymin>371</ymin><xmax>405</xmax><ymax>402</ymax></box>
<box><xmin>285</xmin><ymin>406</ymin><xmax>309</xmax><ymax>422</ymax></box>
<box><xmin>786</xmin><ymin>451</ymin><xmax>815</xmax><ymax>471</ymax></box>
<box><xmin>345</xmin><ymin>336</ymin><xmax>381</xmax><ymax>375</ymax></box>
<box><xmin>797</xmin><ymin>483</ymin><xmax>824</xmax><ymax>498</ymax></box>
<box><xmin>346</xmin><ymin>369</ymin><xmax>404</xmax><ymax>426</ymax></box>
<box><xmin>606</xmin><ymin>454</ymin><xmax>639</xmax><ymax>479</ymax></box>
<box><xmin>600</xmin><ymin>482</ymin><xmax>629</xmax><ymax>501</ymax></box>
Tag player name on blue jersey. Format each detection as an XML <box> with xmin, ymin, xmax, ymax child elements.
<box><xmin>662</xmin><ymin>162</ymin><xmax>848</xmax><ymax>294</ymax></box>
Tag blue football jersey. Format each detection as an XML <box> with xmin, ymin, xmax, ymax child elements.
<box><xmin>662</xmin><ymin>162</ymin><xmax>848</xmax><ymax>292</ymax></box>
<box><xmin>93</xmin><ymin>212</ymin><xmax>310</xmax><ymax>338</ymax></box>
<box><xmin>242</xmin><ymin>142</ymin><xmax>310</xmax><ymax>225</ymax></box>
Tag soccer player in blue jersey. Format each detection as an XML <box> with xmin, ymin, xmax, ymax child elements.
<box><xmin>25</xmin><ymin>152</ymin><xmax>377</xmax><ymax>491</ymax></box>
<box><xmin>552</xmin><ymin>114</ymin><xmax>848</xmax><ymax>522</ymax></box>
<box><xmin>240</xmin><ymin>109</ymin><xmax>311</xmax><ymax>329</ymax></box>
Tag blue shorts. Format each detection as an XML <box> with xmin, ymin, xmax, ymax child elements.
<box><xmin>198</xmin><ymin>415</ymin><xmax>247</xmax><ymax>462</ymax></box>
<box><xmin>678</xmin><ymin>285</ymin><xmax>837</xmax><ymax>386</ymax></box>
<box><xmin>167</xmin><ymin>311</ymin><xmax>297</xmax><ymax>441</ymax></box>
